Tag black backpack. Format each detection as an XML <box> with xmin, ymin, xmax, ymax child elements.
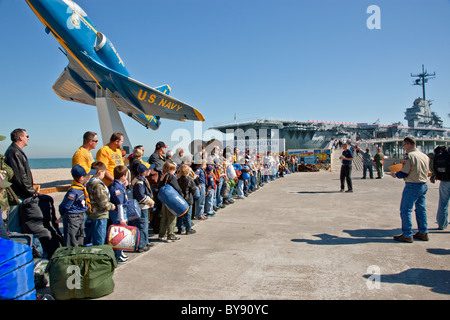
<box><xmin>433</xmin><ymin>146</ymin><xmax>450</xmax><ymax>181</ymax></box>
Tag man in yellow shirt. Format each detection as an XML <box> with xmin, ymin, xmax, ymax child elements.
<box><xmin>72</xmin><ymin>131</ymin><xmax>98</xmax><ymax>173</ymax></box>
<box><xmin>96</xmin><ymin>132</ymin><xmax>124</xmax><ymax>186</ymax></box>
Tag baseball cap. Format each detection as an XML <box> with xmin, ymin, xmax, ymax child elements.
<box><xmin>156</xmin><ymin>141</ymin><xmax>168</xmax><ymax>149</ymax></box>
<box><xmin>0</xmin><ymin>135</ymin><xmax>6</xmax><ymax>141</ymax></box>
<box><xmin>138</xmin><ymin>163</ymin><xmax>155</xmax><ymax>173</ymax></box>
<box><xmin>71</xmin><ymin>164</ymin><xmax>96</xmax><ymax>178</ymax></box>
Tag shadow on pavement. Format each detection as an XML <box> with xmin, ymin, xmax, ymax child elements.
<box><xmin>291</xmin><ymin>228</ymin><xmax>401</xmax><ymax>245</ymax></box>
<box><xmin>363</xmin><ymin>268</ymin><xmax>450</xmax><ymax>295</ymax></box>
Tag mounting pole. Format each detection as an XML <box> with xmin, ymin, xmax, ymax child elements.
<box><xmin>95</xmin><ymin>87</ymin><xmax>133</xmax><ymax>154</ymax></box>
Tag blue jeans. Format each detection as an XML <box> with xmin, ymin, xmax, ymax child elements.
<box><xmin>237</xmin><ymin>179</ymin><xmax>244</xmax><ymax>198</ymax></box>
<box><xmin>216</xmin><ymin>178</ymin><xmax>224</xmax><ymax>207</ymax></box>
<box><xmin>89</xmin><ymin>218</ymin><xmax>108</xmax><ymax>245</ymax></box>
<box><xmin>400</xmin><ymin>182</ymin><xmax>428</xmax><ymax>238</ymax></box>
<box><xmin>436</xmin><ymin>180</ymin><xmax>450</xmax><ymax>229</ymax></box>
<box><xmin>128</xmin><ymin>208</ymin><xmax>149</xmax><ymax>248</ymax></box>
<box><xmin>177</xmin><ymin>205</ymin><xmax>193</xmax><ymax>232</ymax></box>
<box><xmin>204</xmin><ymin>189</ymin><xmax>215</xmax><ymax>214</ymax></box>
<box><xmin>362</xmin><ymin>164</ymin><xmax>373</xmax><ymax>179</ymax></box>
<box><xmin>227</xmin><ymin>186</ymin><xmax>234</xmax><ymax>201</ymax></box>
<box><xmin>250</xmin><ymin>173</ymin><xmax>257</xmax><ymax>190</ymax></box>
<box><xmin>195</xmin><ymin>183</ymin><xmax>206</xmax><ymax>218</ymax></box>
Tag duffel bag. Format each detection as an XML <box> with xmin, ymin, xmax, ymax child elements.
<box><xmin>107</xmin><ymin>225</ymin><xmax>140</xmax><ymax>252</ymax></box>
<box><xmin>157</xmin><ymin>184</ymin><xmax>189</xmax><ymax>217</ymax></box>
<box><xmin>46</xmin><ymin>245</ymin><xmax>116</xmax><ymax>300</ymax></box>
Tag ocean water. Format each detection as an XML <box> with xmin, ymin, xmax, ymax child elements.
<box><xmin>29</xmin><ymin>158</ymin><xmax>72</xmax><ymax>169</ymax></box>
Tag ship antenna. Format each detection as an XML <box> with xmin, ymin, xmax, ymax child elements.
<box><xmin>410</xmin><ymin>64</ymin><xmax>435</xmax><ymax>100</ymax></box>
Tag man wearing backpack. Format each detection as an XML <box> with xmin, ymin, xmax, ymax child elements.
<box><xmin>432</xmin><ymin>145</ymin><xmax>450</xmax><ymax>230</ymax></box>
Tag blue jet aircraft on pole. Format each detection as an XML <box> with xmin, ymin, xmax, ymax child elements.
<box><xmin>25</xmin><ymin>0</ymin><xmax>205</xmax><ymax>153</ymax></box>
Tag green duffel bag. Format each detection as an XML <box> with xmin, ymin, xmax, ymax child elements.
<box><xmin>46</xmin><ymin>245</ymin><xmax>117</xmax><ymax>300</ymax></box>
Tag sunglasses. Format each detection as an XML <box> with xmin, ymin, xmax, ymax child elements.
<box><xmin>91</xmin><ymin>140</ymin><xmax>99</xmax><ymax>143</ymax></box>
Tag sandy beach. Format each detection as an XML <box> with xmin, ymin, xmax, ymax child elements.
<box><xmin>31</xmin><ymin>168</ymin><xmax>73</xmax><ymax>189</ymax></box>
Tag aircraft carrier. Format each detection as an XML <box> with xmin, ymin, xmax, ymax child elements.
<box><xmin>210</xmin><ymin>66</ymin><xmax>449</xmax><ymax>154</ymax></box>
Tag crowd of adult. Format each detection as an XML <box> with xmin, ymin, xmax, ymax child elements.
<box><xmin>0</xmin><ymin>129</ymin><xmax>449</xmax><ymax>265</ymax></box>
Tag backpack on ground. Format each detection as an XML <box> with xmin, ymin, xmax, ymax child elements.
<box><xmin>433</xmin><ymin>146</ymin><xmax>450</xmax><ymax>181</ymax></box>
<box><xmin>46</xmin><ymin>245</ymin><xmax>116</xmax><ymax>300</ymax></box>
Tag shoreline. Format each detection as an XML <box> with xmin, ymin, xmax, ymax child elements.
<box><xmin>31</xmin><ymin>168</ymin><xmax>73</xmax><ymax>189</ymax></box>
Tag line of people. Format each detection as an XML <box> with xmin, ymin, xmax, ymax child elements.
<box><xmin>59</xmin><ymin>133</ymin><xmax>299</xmax><ymax>264</ymax></box>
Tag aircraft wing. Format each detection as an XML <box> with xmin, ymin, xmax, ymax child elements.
<box><xmin>112</xmin><ymin>74</ymin><xmax>205</xmax><ymax>122</ymax></box>
<box><xmin>77</xmin><ymin>51</ymin><xmax>205</xmax><ymax>122</ymax></box>
<box><xmin>52</xmin><ymin>65</ymin><xmax>96</xmax><ymax>106</ymax></box>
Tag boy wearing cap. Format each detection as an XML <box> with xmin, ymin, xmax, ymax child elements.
<box><xmin>131</xmin><ymin>163</ymin><xmax>155</xmax><ymax>251</ymax></box>
<box><xmin>60</xmin><ymin>164</ymin><xmax>96</xmax><ymax>247</ymax></box>
<box><xmin>86</xmin><ymin>161</ymin><xmax>116</xmax><ymax>245</ymax></box>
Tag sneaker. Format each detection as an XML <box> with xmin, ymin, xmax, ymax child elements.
<box><xmin>117</xmin><ymin>256</ymin><xmax>128</xmax><ymax>264</ymax></box>
<box><xmin>206</xmin><ymin>213</ymin><xmax>216</xmax><ymax>217</ymax></box>
<box><xmin>393</xmin><ymin>234</ymin><xmax>413</xmax><ymax>243</ymax></box>
<box><xmin>413</xmin><ymin>232</ymin><xmax>429</xmax><ymax>241</ymax></box>
<box><xmin>340</xmin><ymin>189</ymin><xmax>344</xmax><ymax>192</ymax></box>
<box><xmin>158</xmin><ymin>236</ymin><xmax>165</xmax><ymax>241</ymax></box>
<box><xmin>186</xmin><ymin>229</ymin><xmax>197</xmax><ymax>235</ymax></box>
<box><xmin>165</xmin><ymin>236</ymin><xmax>181</xmax><ymax>242</ymax></box>
<box><xmin>137</xmin><ymin>246</ymin><xmax>150</xmax><ymax>253</ymax></box>
<box><xmin>121</xmin><ymin>252</ymin><xmax>128</xmax><ymax>260</ymax></box>
<box><xmin>345</xmin><ymin>189</ymin><xmax>353</xmax><ymax>193</ymax></box>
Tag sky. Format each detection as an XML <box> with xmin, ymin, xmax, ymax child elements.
<box><xmin>0</xmin><ymin>0</ymin><xmax>449</xmax><ymax>159</ymax></box>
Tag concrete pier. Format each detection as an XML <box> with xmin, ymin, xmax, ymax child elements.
<box><xmin>97</xmin><ymin>167</ymin><xmax>449</xmax><ymax>300</ymax></box>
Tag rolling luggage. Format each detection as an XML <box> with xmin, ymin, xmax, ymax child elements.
<box><xmin>0</xmin><ymin>238</ymin><xmax>36</xmax><ymax>300</ymax></box>
<box><xmin>157</xmin><ymin>184</ymin><xmax>189</xmax><ymax>217</ymax></box>
<box><xmin>46</xmin><ymin>245</ymin><xmax>116</xmax><ymax>300</ymax></box>
<box><xmin>107</xmin><ymin>225</ymin><xmax>140</xmax><ymax>252</ymax></box>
